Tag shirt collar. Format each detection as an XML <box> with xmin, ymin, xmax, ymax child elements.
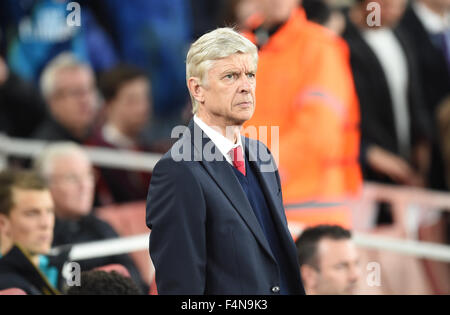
<box><xmin>413</xmin><ymin>1</ymin><xmax>450</xmax><ymax>34</ymax></box>
<box><xmin>193</xmin><ymin>115</ymin><xmax>244</xmax><ymax>164</ymax></box>
<box><xmin>102</xmin><ymin>123</ymin><xmax>137</xmax><ymax>149</ymax></box>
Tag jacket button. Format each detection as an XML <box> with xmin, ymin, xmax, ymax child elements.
<box><xmin>271</xmin><ymin>286</ymin><xmax>280</xmax><ymax>293</ymax></box>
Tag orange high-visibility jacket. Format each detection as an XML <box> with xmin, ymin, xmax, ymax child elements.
<box><xmin>243</xmin><ymin>8</ymin><xmax>362</xmax><ymax>204</ymax></box>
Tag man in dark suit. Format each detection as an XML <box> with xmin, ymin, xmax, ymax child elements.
<box><xmin>343</xmin><ymin>0</ymin><xmax>433</xmax><ymax>194</ymax></box>
<box><xmin>146</xmin><ymin>27</ymin><xmax>305</xmax><ymax>295</ymax></box>
<box><xmin>32</xmin><ymin>53</ymin><xmax>98</xmax><ymax>143</ymax></box>
<box><xmin>399</xmin><ymin>0</ymin><xmax>450</xmax><ymax>191</ymax></box>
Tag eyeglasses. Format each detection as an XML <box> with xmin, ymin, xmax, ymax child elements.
<box><xmin>53</xmin><ymin>86</ymin><xmax>96</xmax><ymax>99</ymax></box>
<box><xmin>50</xmin><ymin>172</ymin><xmax>96</xmax><ymax>186</ymax></box>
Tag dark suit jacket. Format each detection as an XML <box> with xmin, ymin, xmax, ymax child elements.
<box><xmin>399</xmin><ymin>5</ymin><xmax>450</xmax><ymax>190</ymax></box>
<box><xmin>0</xmin><ymin>245</ymin><xmax>60</xmax><ymax>295</ymax></box>
<box><xmin>146</xmin><ymin>120</ymin><xmax>304</xmax><ymax>295</ymax></box>
<box><xmin>399</xmin><ymin>5</ymin><xmax>450</xmax><ymax>116</ymax></box>
<box><xmin>32</xmin><ymin>116</ymin><xmax>87</xmax><ymax>143</ymax></box>
<box><xmin>342</xmin><ymin>19</ymin><xmax>433</xmax><ymax>182</ymax></box>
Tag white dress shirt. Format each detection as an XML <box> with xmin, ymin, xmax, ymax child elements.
<box><xmin>102</xmin><ymin>123</ymin><xmax>137</xmax><ymax>149</ymax></box>
<box><xmin>362</xmin><ymin>28</ymin><xmax>411</xmax><ymax>157</ymax></box>
<box><xmin>193</xmin><ymin>115</ymin><xmax>244</xmax><ymax>165</ymax></box>
<box><xmin>413</xmin><ymin>1</ymin><xmax>450</xmax><ymax>35</ymax></box>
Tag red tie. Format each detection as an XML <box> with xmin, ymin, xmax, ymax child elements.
<box><xmin>231</xmin><ymin>146</ymin><xmax>246</xmax><ymax>176</ymax></box>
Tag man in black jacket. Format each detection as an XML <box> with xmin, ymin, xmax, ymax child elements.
<box><xmin>0</xmin><ymin>170</ymin><xmax>60</xmax><ymax>294</ymax></box>
<box><xmin>32</xmin><ymin>53</ymin><xmax>98</xmax><ymax>143</ymax></box>
<box><xmin>399</xmin><ymin>0</ymin><xmax>450</xmax><ymax>191</ymax></box>
<box><xmin>343</xmin><ymin>0</ymin><xmax>433</xmax><ymax>188</ymax></box>
<box><xmin>34</xmin><ymin>142</ymin><xmax>148</xmax><ymax>292</ymax></box>
<box><xmin>343</xmin><ymin>0</ymin><xmax>434</xmax><ymax>223</ymax></box>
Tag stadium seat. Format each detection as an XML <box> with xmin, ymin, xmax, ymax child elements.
<box><xmin>0</xmin><ymin>288</ymin><xmax>27</xmax><ymax>295</ymax></box>
<box><xmin>95</xmin><ymin>201</ymin><xmax>153</xmax><ymax>285</ymax></box>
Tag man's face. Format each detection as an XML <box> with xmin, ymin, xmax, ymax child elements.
<box><xmin>48</xmin><ymin>153</ymin><xmax>95</xmax><ymax>219</ymax></box>
<box><xmin>365</xmin><ymin>0</ymin><xmax>407</xmax><ymax>27</ymax></box>
<box><xmin>107</xmin><ymin>77</ymin><xmax>151</xmax><ymax>137</ymax></box>
<box><xmin>49</xmin><ymin>66</ymin><xmax>97</xmax><ymax>137</ymax></box>
<box><xmin>421</xmin><ymin>0</ymin><xmax>450</xmax><ymax>11</ymax></box>
<box><xmin>314</xmin><ymin>239</ymin><xmax>361</xmax><ymax>295</ymax></box>
<box><xmin>0</xmin><ymin>188</ymin><xmax>54</xmax><ymax>255</ymax></box>
<box><xmin>198</xmin><ymin>53</ymin><xmax>257</xmax><ymax>127</ymax></box>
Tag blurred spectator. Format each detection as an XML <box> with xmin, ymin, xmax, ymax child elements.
<box><xmin>295</xmin><ymin>225</ymin><xmax>361</xmax><ymax>295</ymax></box>
<box><xmin>240</xmin><ymin>0</ymin><xmax>362</xmax><ymax>204</ymax></box>
<box><xmin>220</xmin><ymin>0</ymin><xmax>261</xmax><ymax>30</ymax></box>
<box><xmin>0</xmin><ymin>170</ymin><xmax>60</xmax><ymax>295</ymax></box>
<box><xmin>34</xmin><ymin>142</ymin><xmax>148</xmax><ymax>292</ymax></box>
<box><xmin>303</xmin><ymin>0</ymin><xmax>347</xmax><ymax>35</ymax></box>
<box><xmin>89</xmin><ymin>0</ymin><xmax>191</xmax><ymax>122</ymax></box>
<box><xmin>189</xmin><ymin>0</ymin><xmax>228</xmax><ymax>39</ymax></box>
<box><xmin>66</xmin><ymin>270</ymin><xmax>142</xmax><ymax>295</ymax></box>
<box><xmin>87</xmin><ymin>64</ymin><xmax>153</xmax><ymax>204</ymax></box>
<box><xmin>343</xmin><ymin>0</ymin><xmax>433</xmax><ymax>223</ymax></box>
<box><xmin>0</xmin><ymin>0</ymin><xmax>118</xmax><ymax>82</ymax></box>
<box><xmin>32</xmin><ymin>53</ymin><xmax>98</xmax><ymax>143</ymax></box>
<box><xmin>0</xmin><ymin>56</ymin><xmax>46</xmax><ymax>138</ymax></box>
<box><xmin>399</xmin><ymin>0</ymin><xmax>450</xmax><ymax>191</ymax></box>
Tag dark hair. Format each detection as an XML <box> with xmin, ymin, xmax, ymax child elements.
<box><xmin>295</xmin><ymin>225</ymin><xmax>351</xmax><ymax>269</ymax></box>
<box><xmin>66</xmin><ymin>270</ymin><xmax>143</xmax><ymax>295</ymax></box>
<box><xmin>0</xmin><ymin>169</ymin><xmax>48</xmax><ymax>216</ymax></box>
<box><xmin>303</xmin><ymin>0</ymin><xmax>332</xmax><ymax>25</ymax></box>
<box><xmin>99</xmin><ymin>64</ymin><xmax>148</xmax><ymax>103</ymax></box>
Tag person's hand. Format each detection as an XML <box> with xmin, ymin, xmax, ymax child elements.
<box><xmin>412</xmin><ymin>140</ymin><xmax>431</xmax><ymax>180</ymax></box>
<box><xmin>367</xmin><ymin>145</ymin><xmax>424</xmax><ymax>187</ymax></box>
<box><xmin>0</xmin><ymin>57</ymin><xmax>9</xmax><ymax>86</ymax></box>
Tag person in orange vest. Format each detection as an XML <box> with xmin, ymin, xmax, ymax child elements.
<box><xmin>240</xmin><ymin>0</ymin><xmax>362</xmax><ymax>206</ymax></box>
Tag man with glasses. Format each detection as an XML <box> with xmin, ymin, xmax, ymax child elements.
<box><xmin>34</xmin><ymin>142</ymin><xmax>148</xmax><ymax>292</ymax></box>
<box><xmin>32</xmin><ymin>53</ymin><xmax>98</xmax><ymax>143</ymax></box>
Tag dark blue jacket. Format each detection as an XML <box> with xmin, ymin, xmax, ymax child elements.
<box><xmin>146</xmin><ymin>120</ymin><xmax>305</xmax><ymax>295</ymax></box>
<box><xmin>0</xmin><ymin>245</ymin><xmax>60</xmax><ymax>295</ymax></box>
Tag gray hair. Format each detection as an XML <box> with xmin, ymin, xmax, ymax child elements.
<box><xmin>186</xmin><ymin>27</ymin><xmax>258</xmax><ymax>114</ymax></box>
<box><xmin>34</xmin><ymin>142</ymin><xmax>90</xmax><ymax>179</ymax></box>
<box><xmin>40</xmin><ymin>53</ymin><xmax>91</xmax><ymax>100</ymax></box>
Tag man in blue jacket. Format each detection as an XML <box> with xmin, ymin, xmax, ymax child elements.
<box><xmin>146</xmin><ymin>27</ymin><xmax>305</xmax><ymax>295</ymax></box>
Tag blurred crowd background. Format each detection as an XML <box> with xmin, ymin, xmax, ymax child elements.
<box><xmin>0</xmin><ymin>0</ymin><xmax>449</xmax><ymax>295</ymax></box>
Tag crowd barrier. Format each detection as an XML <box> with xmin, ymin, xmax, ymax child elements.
<box><xmin>1</xmin><ymin>134</ymin><xmax>449</xmax><ymax>293</ymax></box>
<box><xmin>49</xmin><ymin>230</ymin><xmax>450</xmax><ymax>263</ymax></box>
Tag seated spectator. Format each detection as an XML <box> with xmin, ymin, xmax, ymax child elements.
<box><xmin>34</xmin><ymin>142</ymin><xmax>148</xmax><ymax>292</ymax></box>
<box><xmin>32</xmin><ymin>53</ymin><xmax>99</xmax><ymax>143</ymax></box>
<box><xmin>0</xmin><ymin>0</ymin><xmax>118</xmax><ymax>82</ymax></box>
<box><xmin>66</xmin><ymin>270</ymin><xmax>142</xmax><ymax>295</ymax></box>
<box><xmin>0</xmin><ymin>170</ymin><xmax>60</xmax><ymax>295</ymax></box>
<box><xmin>89</xmin><ymin>0</ymin><xmax>191</xmax><ymax>118</ymax></box>
<box><xmin>295</xmin><ymin>225</ymin><xmax>361</xmax><ymax>295</ymax></box>
<box><xmin>87</xmin><ymin>65</ymin><xmax>152</xmax><ymax>204</ymax></box>
<box><xmin>0</xmin><ymin>56</ymin><xmax>46</xmax><ymax>138</ymax></box>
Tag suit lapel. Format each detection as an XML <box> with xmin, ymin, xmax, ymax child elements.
<box><xmin>188</xmin><ymin>120</ymin><xmax>276</xmax><ymax>261</ymax></box>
